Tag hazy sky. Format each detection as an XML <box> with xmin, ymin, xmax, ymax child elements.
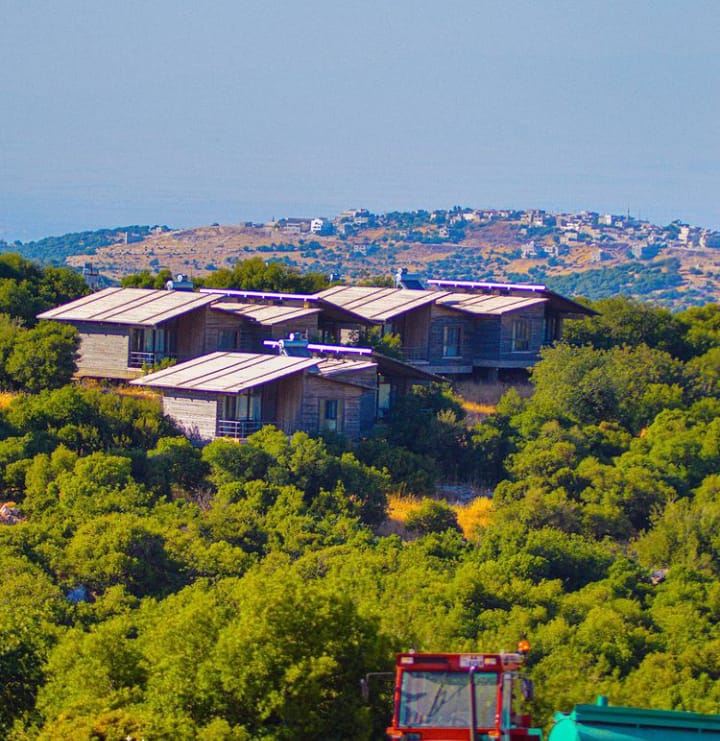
<box><xmin>2</xmin><ymin>1</ymin><xmax>719</xmax><ymax>241</ymax></box>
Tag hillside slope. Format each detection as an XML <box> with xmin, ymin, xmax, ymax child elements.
<box><xmin>42</xmin><ymin>210</ymin><xmax>720</xmax><ymax>308</ymax></box>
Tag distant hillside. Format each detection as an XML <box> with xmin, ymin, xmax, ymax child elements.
<box><xmin>11</xmin><ymin>209</ymin><xmax>720</xmax><ymax>308</ymax></box>
<box><xmin>1</xmin><ymin>225</ymin><xmax>168</xmax><ymax>265</ymax></box>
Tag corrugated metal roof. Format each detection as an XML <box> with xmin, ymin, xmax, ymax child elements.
<box><xmin>211</xmin><ymin>302</ymin><xmax>321</xmax><ymax>325</ymax></box>
<box><xmin>316</xmin><ymin>285</ymin><xmax>443</xmax><ymax>322</ymax></box>
<box><xmin>428</xmin><ymin>278</ymin><xmax>596</xmax><ymax>317</ymax></box>
<box><xmin>436</xmin><ymin>293</ymin><xmax>547</xmax><ymax>316</ymax></box>
<box><xmin>314</xmin><ymin>358</ymin><xmax>377</xmax><ymax>377</ymax></box>
<box><xmin>38</xmin><ymin>287</ymin><xmax>218</xmax><ymax>326</ymax></box>
<box><xmin>131</xmin><ymin>352</ymin><xmax>319</xmax><ymax>393</ymax></box>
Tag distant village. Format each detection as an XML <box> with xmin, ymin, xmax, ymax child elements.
<box><xmin>56</xmin><ymin>205</ymin><xmax>720</xmax><ymax>310</ymax></box>
<box><xmin>269</xmin><ymin>207</ymin><xmax>720</xmax><ymax>264</ymax></box>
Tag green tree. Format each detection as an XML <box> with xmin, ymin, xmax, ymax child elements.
<box><xmin>5</xmin><ymin>322</ymin><xmax>79</xmax><ymax>393</ymax></box>
<box><xmin>198</xmin><ymin>257</ymin><xmax>328</xmax><ymax>294</ymax></box>
<box><xmin>405</xmin><ymin>499</ymin><xmax>461</xmax><ymax>535</ymax></box>
<box><xmin>121</xmin><ymin>268</ymin><xmax>174</xmax><ymax>289</ymax></box>
<box><xmin>527</xmin><ymin>343</ymin><xmax>685</xmax><ymax>433</ymax></box>
<box><xmin>0</xmin><ymin>551</ymin><xmax>64</xmax><ymax>736</ymax></box>
<box><xmin>146</xmin><ymin>436</ymin><xmax>209</xmax><ymax>497</ymax></box>
<box><xmin>64</xmin><ymin>512</ymin><xmax>181</xmax><ymax>597</ymax></box>
<box><xmin>564</xmin><ymin>296</ymin><xmax>690</xmax><ymax>359</ymax></box>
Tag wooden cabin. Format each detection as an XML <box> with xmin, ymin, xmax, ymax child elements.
<box><xmin>427</xmin><ymin>279</ymin><xmax>595</xmax><ymax>376</ymax></box>
<box><xmin>131</xmin><ymin>351</ymin><xmax>381</xmax><ymax>443</ymax></box>
<box><xmin>38</xmin><ymin>280</ymin><xmax>594</xmax><ymax>388</ymax></box>
<box><xmin>313</xmin><ymin>281</ymin><xmax>595</xmax><ymax>378</ymax></box>
<box><xmin>314</xmin><ymin>285</ymin><xmax>439</xmax><ymax>359</ymax></box>
<box><xmin>37</xmin><ymin>287</ymin><xmax>219</xmax><ymax>380</ymax></box>
<box><xmin>205</xmin><ymin>302</ymin><xmax>321</xmax><ymax>352</ymax></box>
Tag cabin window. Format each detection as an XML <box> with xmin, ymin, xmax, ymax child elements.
<box><xmin>320</xmin><ymin>399</ymin><xmax>344</xmax><ymax>432</ymax></box>
<box><xmin>218</xmin><ymin>328</ymin><xmax>240</xmax><ymax>351</ymax></box>
<box><xmin>512</xmin><ymin>318</ymin><xmax>531</xmax><ymax>352</ymax></box>
<box><xmin>442</xmin><ymin>326</ymin><xmax>462</xmax><ymax>358</ymax></box>
<box><xmin>378</xmin><ymin>381</ymin><xmax>392</xmax><ymax>416</ymax></box>
<box><xmin>218</xmin><ymin>390</ymin><xmax>262</xmax><ymax>438</ymax></box>
<box><xmin>129</xmin><ymin>327</ymin><xmax>176</xmax><ymax>367</ymax></box>
<box><xmin>545</xmin><ymin>315</ymin><xmax>558</xmax><ymax>343</ymax></box>
<box><xmin>222</xmin><ymin>390</ymin><xmax>262</xmax><ymax>421</ymax></box>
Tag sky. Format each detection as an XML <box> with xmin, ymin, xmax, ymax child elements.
<box><xmin>1</xmin><ymin>1</ymin><xmax>719</xmax><ymax>241</ymax></box>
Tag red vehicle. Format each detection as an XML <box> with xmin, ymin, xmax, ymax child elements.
<box><xmin>385</xmin><ymin>645</ymin><xmax>541</xmax><ymax>741</ymax></box>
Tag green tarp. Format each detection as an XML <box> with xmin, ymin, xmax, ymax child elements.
<box><xmin>549</xmin><ymin>701</ymin><xmax>720</xmax><ymax>741</ymax></box>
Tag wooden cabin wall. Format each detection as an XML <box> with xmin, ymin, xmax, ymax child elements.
<box><xmin>274</xmin><ymin>373</ymin><xmax>305</xmax><ymax>434</ymax></box>
<box><xmin>498</xmin><ymin>304</ymin><xmax>546</xmax><ymax>363</ymax></box>
<box><xmin>426</xmin><ymin>305</ymin><xmax>474</xmax><ymax>374</ymax></box>
<box><xmin>268</xmin><ymin>315</ymin><xmax>319</xmax><ymax>341</ymax></box>
<box><xmin>357</xmin><ymin>386</ymin><xmax>378</xmax><ymax>434</ymax></box>
<box><xmin>176</xmin><ymin>307</ymin><xmax>211</xmax><ymax>361</ymax></box>
<box><xmin>205</xmin><ymin>310</ymin><xmax>239</xmax><ymax>352</ymax></box>
<box><xmin>163</xmin><ymin>391</ymin><xmax>218</xmax><ymax>443</ymax></box>
<box><xmin>473</xmin><ymin>317</ymin><xmax>502</xmax><ymax>362</ymax></box>
<box><xmin>75</xmin><ymin>323</ymin><xmax>133</xmax><ymax>379</ymax></box>
<box><xmin>300</xmin><ymin>375</ymin><xmax>364</xmax><ymax>440</ymax></box>
<box><xmin>392</xmin><ymin>305</ymin><xmax>431</xmax><ymax>357</ymax></box>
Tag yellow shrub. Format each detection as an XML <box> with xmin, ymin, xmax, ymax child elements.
<box><xmin>387</xmin><ymin>493</ymin><xmax>492</xmax><ymax>539</ymax></box>
<box><xmin>0</xmin><ymin>391</ymin><xmax>17</xmax><ymax>409</ymax></box>
<box><xmin>453</xmin><ymin>497</ymin><xmax>492</xmax><ymax>537</ymax></box>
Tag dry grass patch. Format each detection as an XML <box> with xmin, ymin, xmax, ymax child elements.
<box><xmin>386</xmin><ymin>494</ymin><xmax>420</xmax><ymax>527</ymax></box>
<box><xmin>454</xmin><ymin>496</ymin><xmax>492</xmax><ymax>536</ymax></box>
<box><xmin>386</xmin><ymin>493</ymin><xmax>492</xmax><ymax>540</ymax></box>
<box><xmin>463</xmin><ymin>400</ymin><xmax>497</xmax><ymax>416</ymax></box>
<box><xmin>455</xmin><ymin>380</ymin><xmax>533</xmax><ymax>407</ymax></box>
<box><xmin>0</xmin><ymin>391</ymin><xmax>17</xmax><ymax>409</ymax></box>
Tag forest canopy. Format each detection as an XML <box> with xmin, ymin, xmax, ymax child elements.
<box><xmin>4</xmin><ymin>272</ymin><xmax>720</xmax><ymax>738</ymax></box>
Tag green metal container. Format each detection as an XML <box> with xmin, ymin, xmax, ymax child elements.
<box><xmin>549</xmin><ymin>697</ymin><xmax>720</xmax><ymax>741</ymax></box>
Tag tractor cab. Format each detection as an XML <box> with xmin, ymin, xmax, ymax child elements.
<box><xmin>387</xmin><ymin>647</ymin><xmax>541</xmax><ymax>741</ymax></box>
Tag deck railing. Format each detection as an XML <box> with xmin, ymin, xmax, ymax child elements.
<box><xmin>129</xmin><ymin>351</ymin><xmax>177</xmax><ymax>368</ymax></box>
<box><xmin>216</xmin><ymin>418</ymin><xmax>267</xmax><ymax>440</ymax></box>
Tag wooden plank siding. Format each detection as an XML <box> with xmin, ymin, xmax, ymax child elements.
<box><xmin>161</xmin><ymin>374</ymin><xmax>306</xmax><ymax>444</ymax></box>
<box><xmin>387</xmin><ymin>304</ymin><xmax>432</xmax><ymax>362</ymax></box>
<box><xmin>273</xmin><ymin>374</ymin><xmax>305</xmax><ymax>434</ymax></box>
<box><xmin>269</xmin><ymin>316</ymin><xmax>320</xmax><ymax>341</ymax></box>
<box><xmin>325</xmin><ymin>366</ymin><xmax>378</xmax><ymax>436</ymax></box>
<box><xmin>300</xmin><ymin>375</ymin><xmax>368</xmax><ymax>440</ymax></box>
<box><xmin>163</xmin><ymin>390</ymin><xmax>218</xmax><ymax>443</ymax></box>
<box><xmin>175</xmin><ymin>307</ymin><xmax>211</xmax><ymax>362</ymax></box>
<box><xmin>203</xmin><ymin>311</ymin><xmax>266</xmax><ymax>353</ymax></box>
<box><xmin>426</xmin><ymin>303</ymin><xmax>549</xmax><ymax>373</ymax></box>
<box><xmin>425</xmin><ymin>305</ymin><xmax>475</xmax><ymax>374</ymax></box>
<box><xmin>497</xmin><ymin>304</ymin><xmax>546</xmax><ymax>365</ymax></box>
<box><xmin>204</xmin><ymin>310</ymin><xmax>320</xmax><ymax>354</ymax></box>
<box><xmin>74</xmin><ymin>323</ymin><xmax>135</xmax><ymax>379</ymax></box>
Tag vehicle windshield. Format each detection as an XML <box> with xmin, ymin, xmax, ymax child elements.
<box><xmin>398</xmin><ymin>670</ymin><xmax>497</xmax><ymax>728</ymax></box>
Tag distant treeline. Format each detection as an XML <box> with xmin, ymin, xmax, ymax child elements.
<box><xmin>0</xmin><ymin>219</ymin><xmax>715</xmax><ymax>307</ymax></box>
<box><xmin>1</xmin><ymin>226</ymin><xmax>168</xmax><ymax>265</ymax></box>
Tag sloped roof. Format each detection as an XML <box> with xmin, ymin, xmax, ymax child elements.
<box><xmin>435</xmin><ymin>292</ymin><xmax>547</xmax><ymax>316</ymax></box>
<box><xmin>314</xmin><ymin>357</ymin><xmax>377</xmax><ymax>377</ymax></box>
<box><xmin>371</xmin><ymin>352</ymin><xmax>445</xmax><ymax>381</ymax></box>
<box><xmin>131</xmin><ymin>352</ymin><xmax>318</xmax><ymax>393</ymax></box>
<box><xmin>315</xmin><ymin>285</ymin><xmax>442</xmax><ymax>323</ymax></box>
<box><xmin>38</xmin><ymin>287</ymin><xmax>218</xmax><ymax>326</ymax></box>
<box><xmin>211</xmin><ymin>302</ymin><xmax>321</xmax><ymax>325</ymax></box>
<box><xmin>427</xmin><ymin>278</ymin><xmax>596</xmax><ymax>317</ymax></box>
<box><xmin>312</xmin><ymin>358</ymin><xmax>378</xmax><ymax>390</ymax></box>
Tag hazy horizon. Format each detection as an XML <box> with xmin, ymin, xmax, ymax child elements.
<box><xmin>2</xmin><ymin>1</ymin><xmax>719</xmax><ymax>242</ymax></box>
